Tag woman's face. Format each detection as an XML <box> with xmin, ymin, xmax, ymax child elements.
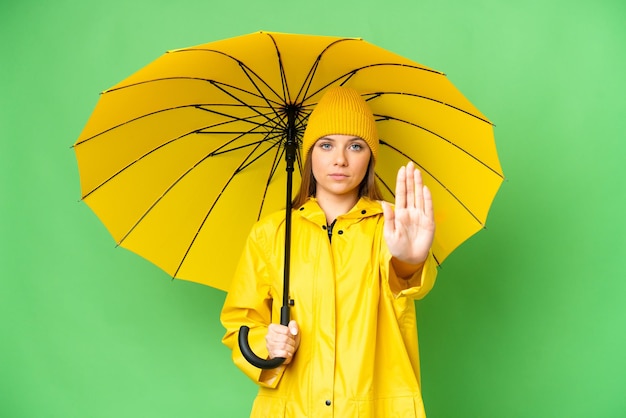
<box><xmin>311</xmin><ymin>134</ymin><xmax>372</xmax><ymax>201</ymax></box>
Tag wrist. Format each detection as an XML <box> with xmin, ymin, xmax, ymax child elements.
<box><xmin>391</xmin><ymin>256</ymin><xmax>425</xmax><ymax>279</ymax></box>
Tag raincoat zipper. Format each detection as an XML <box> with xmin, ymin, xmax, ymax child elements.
<box><xmin>326</xmin><ymin>219</ymin><xmax>336</xmax><ymax>242</ymax></box>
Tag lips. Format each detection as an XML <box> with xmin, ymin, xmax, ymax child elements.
<box><xmin>329</xmin><ymin>173</ymin><xmax>349</xmax><ymax>180</ymax></box>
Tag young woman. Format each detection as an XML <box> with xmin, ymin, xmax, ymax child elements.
<box><xmin>221</xmin><ymin>87</ymin><xmax>437</xmax><ymax>417</ymax></box>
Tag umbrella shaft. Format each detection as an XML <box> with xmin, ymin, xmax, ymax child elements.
<box><xmin>280</xmin><ymin>106</ymin><xmax>298</xmax><ymax>324</ymax></box>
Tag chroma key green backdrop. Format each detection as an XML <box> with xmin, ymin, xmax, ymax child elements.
<box><xmin>1</xmin><ymin>0</ymin><xmax>624</xmax><ymax>416</ymax></box>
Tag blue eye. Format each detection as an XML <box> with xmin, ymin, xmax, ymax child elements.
<box><xmin>319</xmin><ymin>142</ymin><xmax>332</xmax><ymax>150</ymax></box>
<box><xmin>349</xmin><ymin>143</ymin><xmax>363</xmax><ymax>151</ymax></box>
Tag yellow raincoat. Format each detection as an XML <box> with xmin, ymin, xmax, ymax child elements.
<box><xmin>221</xmin><ymin>197</ymin><xmax>438</xmax><ymax>417</ymax></box>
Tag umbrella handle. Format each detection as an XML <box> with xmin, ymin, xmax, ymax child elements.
<box><xmin>238</xmin><ymin>304</ymin><xmax>290</xmax><ymax>369</ymax></box>
<box><xmin>238</xmin><ymin>325</ymin><xmax>286</xmax><ymax>369</ymax></box>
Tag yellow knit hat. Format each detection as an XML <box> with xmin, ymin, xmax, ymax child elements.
<box><xmin>301</xmin><ymin>87</ymin><xmax>379</xmax><ymax>161</ymax></box>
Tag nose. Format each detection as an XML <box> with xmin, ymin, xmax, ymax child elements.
<box><xmin>333</xmin><ymin>149</ymin><xmax>348</xmax><ymax>166</ymax></box>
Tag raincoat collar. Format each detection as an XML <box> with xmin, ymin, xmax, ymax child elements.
<box><xmin>296</xmin><ymin>197</ymin><xmax>384</xmax><ymax>226</ymax></box>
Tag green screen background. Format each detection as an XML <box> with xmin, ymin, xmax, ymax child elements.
<box><xmin>2</xmin><ymin>0</ymin><xmax>625</xmax><ymax>416</ymax></box>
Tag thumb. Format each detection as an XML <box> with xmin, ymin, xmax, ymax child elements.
<box><xmin>382</xmin><ymin>201</ymin><xmax>395</xmax><ymax>234</ymax></box>
<box><xmin>288</xmin><ymin>320</ymin><xmax>299</xmax><ymax>336</ymax></box>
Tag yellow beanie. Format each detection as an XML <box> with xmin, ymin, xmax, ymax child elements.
<box><xmin>301</xmin><ymin>86</ymin><xmax>379</xmax><ymax>161</ymax></box>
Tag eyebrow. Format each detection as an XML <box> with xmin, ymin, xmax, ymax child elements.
<box><xmin>318</xmin><ymin>136</ymin><xmax>365</xmax><ymax>142</ymax></box>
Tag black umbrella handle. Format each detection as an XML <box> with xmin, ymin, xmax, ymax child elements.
<box><xmin>238</xmin><ymin>305</ymin><xmax>290</xmax><ymax>369</ymax></box>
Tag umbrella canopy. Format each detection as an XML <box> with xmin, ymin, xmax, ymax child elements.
<box><xmin>74</xmin><ymin>31</ymin><xmax>503</xmax><ymax>292</ymax></box>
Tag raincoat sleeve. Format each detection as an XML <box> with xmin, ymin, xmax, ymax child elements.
<box><xmin>220</xmin><ymin>221</ymin><xmax>287</xmax><ymax>388</ymax></box>
<box><xmin>386</xmin><ymin>250</ymin><xmax>438</xmax><ymax>300</ymax></box>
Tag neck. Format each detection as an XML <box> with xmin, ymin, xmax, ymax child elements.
<box><xmin>315</xmin><ymin>191</ymin><xmax>359</xmax><ymax>224</ymax></box>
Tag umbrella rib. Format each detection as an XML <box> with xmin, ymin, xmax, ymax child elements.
<box><xmin>194</xmin><ymin>102</ymin><xmax>283</xmax><ymax>135</ymax></box>
<box><xmin>104</xmin><ymin>76</ymin><xmax>279</xmax><ymax>105</ymax></box>
<box><xmin>368</xmin><ymin>91</ymin><xmax>493</xmax><ymax>125</ymax></box>
<box><xmin>171</xmin><ymin>37</ymin><xmax>366</xmax><ymax>109</ymax></box>
<box><xmin>261</xmin><ymin>36</ymin><xmax>355</xmax><ymax>107</ymax></box>
<box><xmin>298</xmin><ymin>62</ymin><xmax>493</xmax><ymax>124</ymax></box>
<box><xmin>265</xmin><ymin>33</ymin><xmax>291</xmax><ymax>106</ymax></box>
<box><xmin>195</xmin><ymin>35</ymin><xmax>305</xmax><ymax>161</ymax></box>
<box><xmin>375</xmin><ymin>172</ymin><xmax>395</xmax><ymax>197</ymax></box>
<box><xmin>173</xmin><ymin>137</ymin><xmax>281</xmax><ymax>278</ymax></box>
<box><xmin>171</xmin><ymin>46</ymin><xmax>288</xmax><ymax>107</ymax></box>
<box><xmin>255</xmin><ymin>136</ymin><xmax>286</xmax><ymax>222</ymax></box>
<box><xmin>236</xmin><ymin>131</ymin><xmax>284</xmax><ymax>172</ymax></box>
<box><xmin>294</xmin><ymin>37</ymin><xmax>363</xmax><ymax>103</ymax></box>
<box><xmin>209</xmin><ymin>78</ymin><xmax>284</xmax><ymax>127</ymax></box>
<box><xmin>95</xmin><ymin>76</ymin><xmax>287</xmax><ymax>143</ymax></box>
<box><xmin>75</xmin><ymin>100</ymin><xmax>277</xmax><ymax>146</ymax></box>
<box><xmin>376</xmin><ymin>114</ymin><xmax>503</xmax><ymax>178</ymax></box>
<box><xmin>296</xmin><ymin>57</ymin><xmax>321</xmax><ymax>105</ymax></box>
<box><xmin>81</xmin><ymin>113</ymin><xmax>278</xmax><ymax>200</ymax></box>
<box><xmin>300</xmin><ymin>61</ymin><xmax>444</xmax><ymax>104</ymax></box>
<box><xmin>263</xmin><ymin>34</ymin><xmax>352</xmax><ymax>105</ymax></box>
<box><xmin>379</xmin><ymin>139</ymin><xmax>485</xmax><ymax>227</ymax></box>
<box><xmin>117</xmin><ymin>127</ymin><xmax>273</xmax><ymax>249</ymax></box>
<box><xmin>180</xmin><ymin>35</ymin><xmax>311</xmax><ymax>116</ymax></box>
<box><xmin>294</xmin><ymin>111</ymin><xmax>308</xmax><ymax>168</ymax></box>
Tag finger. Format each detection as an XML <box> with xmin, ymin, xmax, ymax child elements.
<box><xmin>279</xmin><ymin>336</ymin><xmax>297</xmax><ymax>349</ymax></box>
<box><xmin>267</xmin><ymin>324</ymin><xmax>289</xmax><ymax>334</ymax></box>
<box><xmin>382</xmin><ymin>201</ymin><xmax>395</xmax><ymax>235</ymax></box>
<box><xmin>267</xmin><ymin>333</ymin><xmax>296</xmax><ymax>350</ymax></box>
<box><xmin>395</xmin><ymin>166</ymin><xmax>407</xmax><ymax>209</ymax></box>
<box><xmin>268</xmin><ymin>344</ymin><xmax>294</xmax><ymax>360</ymax></box>
<box><xmin>288</xmin><ymin>320</ymin><xmax>299</xmax><ymax>336</ymax></box>
<box><xmin>266</xmin><ymin>325</ymin><xmax>297</xmax><ymax>361</ymax></box>
<box><xmin>405</xmin><ymin>162</ymin><xmax>416</xmax><ymax>208</ymax></box>
<box><xmin>413</xmin><ymin>167</ymin><xmax>424</xmax><ymax>212</ymax></box>
<box><xmin>288</xmin><ymin>320</ymin><xmax>302</xmax><ymax>349</ymax></box>
<box><xmin>268</xmin><ymin>323</ymin><xmax>290</xmax><ymax>336</ymax></box>
<box><xmin>423</xmin><ymin>185</ymin><xmax>434</xmax><ymax>222</ymax></box>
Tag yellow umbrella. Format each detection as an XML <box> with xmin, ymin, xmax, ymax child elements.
<box><xmin>74</xmin><ymin>31</ymin><xmax>503</xmax><ymax>294</ymax></box>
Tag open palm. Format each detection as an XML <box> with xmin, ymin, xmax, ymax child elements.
<box><xmin>382</xmin><ymin>162</ymin><xmax>435</xmax><ymax>265</ymax></box>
